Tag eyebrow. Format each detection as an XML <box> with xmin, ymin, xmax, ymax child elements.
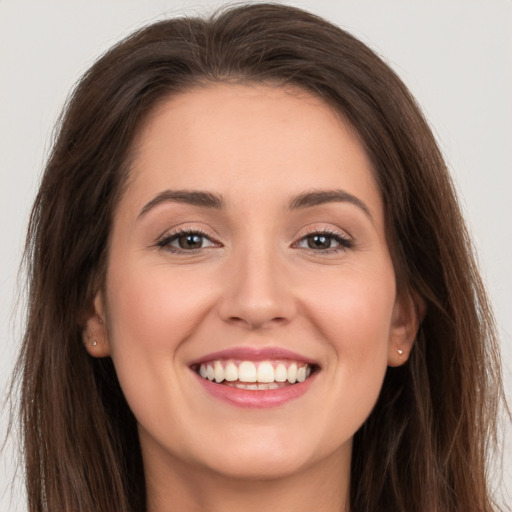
<box><xmin>138</xmin><ymin>190</ymin><xmax>224</xmax><ymax>219</ymax></box>
<box><xmin>137</xmin><ymin>188</ymin><xmax>372</xmax><ymax>221</ymax></box>
<box><xmin>288</xmin><ymin>189</ymin><xmax>372</xmax><ymax>220</ymax></box>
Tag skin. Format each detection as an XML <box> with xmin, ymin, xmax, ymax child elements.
<box><xmin>85</xmin><ymin>83</ymin><xmax>421</xmax><ymax>512</ymax></box>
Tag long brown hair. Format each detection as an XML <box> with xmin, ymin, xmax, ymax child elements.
<box><xmin>12</xmin><ymin>3</ymin><xmax>505</xmax><ymax>511</ymax></box>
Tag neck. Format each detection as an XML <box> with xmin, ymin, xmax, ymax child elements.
<box><xmin>144</xmin><ymin>445</ymin><xmax>351</xmax><ymax>512</ymax></box>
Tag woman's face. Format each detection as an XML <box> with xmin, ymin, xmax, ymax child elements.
<box><xmin>87</xmin><ymin>83</ymin><xmax>417</xmax><ymax>482</ymax></box>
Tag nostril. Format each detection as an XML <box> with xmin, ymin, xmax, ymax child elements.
<box><xmin>228</xmin><ymin>315</ymin><xmax>288</xmax><ymax>330</ymax></box>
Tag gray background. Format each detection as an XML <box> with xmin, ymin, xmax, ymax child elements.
<box><xmin>1</xmin><ymin>1</ymin><xmax>510</xmax><ymax>510</ymax></box>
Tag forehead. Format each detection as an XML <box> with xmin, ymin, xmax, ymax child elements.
<box><xmin>123</xmin><ymin>82</ymin><xmax>382</xmax><ymax>220</ymax></box>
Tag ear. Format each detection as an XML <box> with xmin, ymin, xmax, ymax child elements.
<box><xmin>82</xmin><ymin>292</ymin><xmax>111</xmax><ymax>358</ymax></box>
<box><xmin>387</xmin><ymin>291</ymin><xmax>425</xmax><ymax>367</ymax></box>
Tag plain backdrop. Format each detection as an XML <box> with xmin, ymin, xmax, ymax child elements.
<box><xmin>1</xmin><ymin>1</ymin><xmax>511</xmax><ymax>510</ymax></box>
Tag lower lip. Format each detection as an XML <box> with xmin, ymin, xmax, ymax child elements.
<box><xmin>192</xmin><ymin>371</ymin><xmax>317</xmax><ymax>409</ymax></box>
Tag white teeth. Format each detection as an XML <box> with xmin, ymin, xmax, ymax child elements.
<box><xmin>238</xmin><ymin>361</ymin><xmax>257</xmax><ymax>382</ymax></box>
<box><xmin>197</xmin><ymin>359</ymin><xmax>313</xmax><ymax>386</ymax></box>
<box><xmin>257</xmin><ymin>361</ymin><xmax>274</xmax><ymax>383</ymax></box>
<box><xmin>274</xmin><ymin>363</ymin><xmax>287</xmax><ymax>382</ymax></box>
<box><xmin>224</xmin><ymin>362</ymin><xmax>238</xmax><ymax>382</ymax></box>
<box><xmin>226</xmin><ymin>381</ymin><xmax>285</xmax><ymax>390</ymax></box>
<box><xmin>287</xmin><ymin>363</ymin><xmax>297</xmax><ymax>383</ymax></box>
<box><xmin>214</xmin><ymin>361</ymin><xmax>224</xmax><ymax>383</ymax></box>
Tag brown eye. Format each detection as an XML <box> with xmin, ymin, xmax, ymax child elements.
<box><xmin>306</xmin><ymin>234</ymin><xmax>333</xmax><ymax>250</ymax></box>
<box><xmin>157</xmin><ymin>230</ymin><xmax>217</xmax><ymax>252</ymax></box>
<box><xmin>295</xmin><ymin>231</ymin><xmax>353</xmax><ymax>252</ymax></box>
<box><xmin>177</xmin><ymin>233</ymin><xmax>204</xmax><ymax>249</ymax></box>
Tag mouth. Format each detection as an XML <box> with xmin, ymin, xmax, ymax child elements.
<box><xmin>191</xmin><ymin>359</ymin><xmax>317</xmax><ymax>389</ymax></box>
<box><xmin>189</xmin><ymin>348</ymin><xmax>320</xmax><ymax>408</ymax></box>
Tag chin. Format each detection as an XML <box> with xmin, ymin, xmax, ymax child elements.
<box><xmin>185</xmin><ymin>430</ymin><xmax>326</xmax><ymax>482</ymax></box>
<box><xmin>202</xmin><ymin>451</ymin><xmax>310</xmax><ymax>481</ymax></box>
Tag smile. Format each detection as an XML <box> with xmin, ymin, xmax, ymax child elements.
<box><xmin>195</xmin><ymin>359</ymin><xmax>313</xmax><ymax>389</ymax></box>
<box><xmin>189</xmin><ymin>347</ymin><xmax>320</xmax><ymax>408</ymax></box>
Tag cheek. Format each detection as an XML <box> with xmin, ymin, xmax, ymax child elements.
<box><xmin>337</xmin><ymin>280</ymin><xmax>393</xmax><ymax>359</ymax></box>
<box><xmin>303</xmin><ymin>263</ymin><xmax>395</xmax><ymax>347</ymax></box>
<box><xmin>103</xmin><ymin>262</ymin><xmax>216</xmax><ymax>404</ymax></box>
<box><xmin>102</xmin><ymin>262</ymin><xmax>219</xmax><ymax>434</ymax></box>
<box><xmin>302</xmin><ymin>267</ymin><xmax>395</xmax><ymax>437</ymax></box>
<box><xmin>105</xmin><ymin>263</ymin><xmax>213</xmax><ymax>354</ymax></box>
<box><xmin>299</xmin><ymin>263</ymin><xmax>395</xmax><ymax>400</ymax></box>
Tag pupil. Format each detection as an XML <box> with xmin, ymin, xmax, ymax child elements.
<box><xmin>308</xmin><ymin>234</ymin><xmax>331</xmax><ymax>249</ymax></box>
<box><xmin>179</xmin><ymin>234</ymin><xmax>202</xmax><ymax>249</ymax></box>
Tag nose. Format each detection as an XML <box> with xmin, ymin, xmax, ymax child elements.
<box><xmin>218</xmin><ymin>242</ymin><xmax>296</xmax><ymax>330</ymax></box>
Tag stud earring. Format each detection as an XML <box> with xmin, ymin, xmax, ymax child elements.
<box><xmin>92</xmin><ymin>340</ymin><xmax>98</xmax><ymax>347</ymax></box>
<box><xmin>397</xmin><ymin>348</ymin><xmax>404</xmax><ymax>355</ymax></box>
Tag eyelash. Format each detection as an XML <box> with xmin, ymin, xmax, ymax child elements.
<box><xmin>293</xmin><ymin>228</ymin><xmax>354</xmax><ymax>253</ymax></box>
<box><xmin>155</xmin><ymin>228</ymin><xmax>218</xmax><ymax>254</ymax></box>
<box><xmin>155</xmin><ymin>228</ymin><xmax>353</xmax><ymax>254</ymax></box>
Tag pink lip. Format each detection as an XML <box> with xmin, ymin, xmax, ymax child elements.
<box><xmin>189</xmin><ymin>346</ymin><xmax>320</xmax><ymax>409</ymax></box>
<box><xmin>192</xmin><ymin>370</ymin><xmax>318</xmax><ymax>409</ymax></box>
<box><xmin>189</xmin><ymin>346</ymin><xmax>319</xmax><ymax>366</ymax></box>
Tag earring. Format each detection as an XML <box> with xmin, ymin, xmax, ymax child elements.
<box><xmin>92</xmin><ymin>340</ymin><xmax>98</xmax><ymax>347</ymax></box>
<box><xmin>397</xmin><ymin>348</ymin><xmax>404</xmax><ymax>355</ymax></box>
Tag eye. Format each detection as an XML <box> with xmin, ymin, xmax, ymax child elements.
<box><xmin>294</xmin><ymin>230</ymin><xmax>353</xmax><ymax>252</ymax></box>
<box><xmin>156</xmin><ymin>229</ymin><xmax>218</xmax><ymax>252</ymax></box>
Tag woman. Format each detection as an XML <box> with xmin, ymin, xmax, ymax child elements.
<box><xmin>12</xmin><ymin>3</ymin><xmax>506</xmax><ymax>511</ymax></box>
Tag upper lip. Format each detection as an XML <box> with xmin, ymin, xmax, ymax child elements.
<box><xmin>189</xmin><ymin>346</ymin><xmax>320</xmax><ymax>367</ymax></box>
